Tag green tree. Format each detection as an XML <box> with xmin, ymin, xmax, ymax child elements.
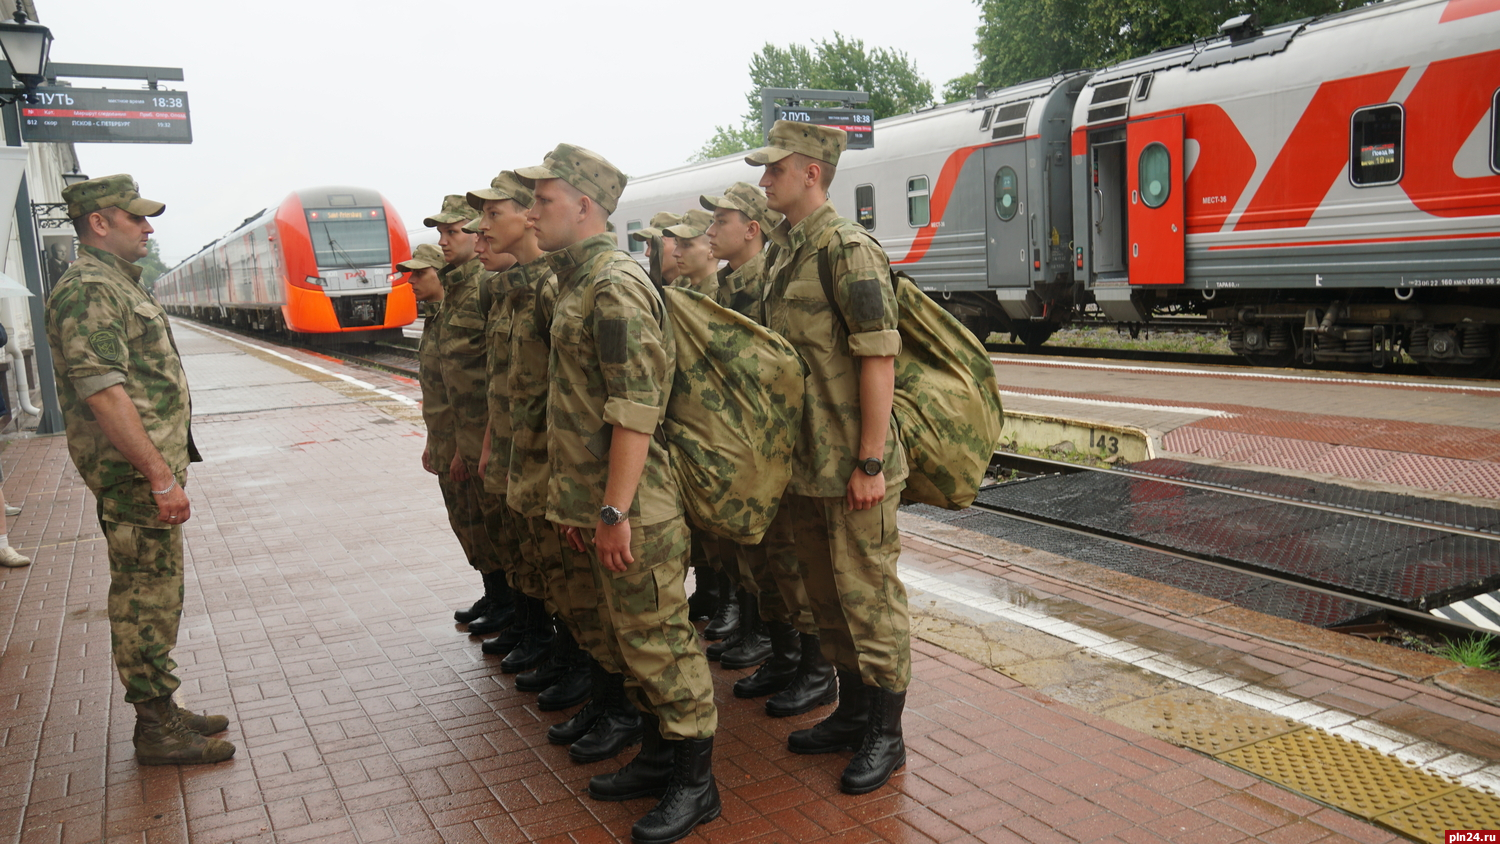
<box><xmin>968</xmin><ymin>0</ymin><xmax>1368</xmax><ymax>90</ymax></box>
<box><xmin>692</xmin><ymin>33</ymin><xmax>935</xmax><ymax>162</ymax></box>
<box><xmin>136</xmin><ymin>239</ymin><xmax>169</xmax><ymax>292</ymax></box>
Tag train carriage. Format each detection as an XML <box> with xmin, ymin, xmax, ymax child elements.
<box><xmin>155</xmin><ymin>186</ymin><xmax>416</xmax><ymax>342</ymax></box>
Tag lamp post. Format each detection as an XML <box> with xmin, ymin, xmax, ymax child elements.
<box><xmin>0</xmin><ymin>7</ymin><xmax>61</xmax><ymax>434</ymax></box>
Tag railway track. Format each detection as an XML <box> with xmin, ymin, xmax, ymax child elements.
<box><xmin>950</xmin><ymin>452</ymin><xmax>1500</xmax><ymax>643</ymax></box>
<box><xmin>986</xmin><ymin>342</ymin><xmax>1430</xmax><ymax>376</ymax></box>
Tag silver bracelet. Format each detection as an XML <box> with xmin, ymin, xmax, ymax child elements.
<box><xmin>151</xmin><ymin>479</ymin><xmax>177</xmax><ymax>496</ymax></box>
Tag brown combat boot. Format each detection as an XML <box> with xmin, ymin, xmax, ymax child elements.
<box><xmin>134</xmin><ymin>696</ymin><xmax>236</xmax><ymax>765</ymax></box>
<box><xmin>174</xmin><ymin>703</ymin><xmax>230</xmax><ymax>735</ymax></box>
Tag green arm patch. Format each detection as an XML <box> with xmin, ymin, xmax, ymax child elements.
<box><xmin>88</xmin><ymin>329</ymin><xmax>123</xmax><ymax>362</ymax></box>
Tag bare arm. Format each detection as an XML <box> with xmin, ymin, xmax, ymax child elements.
<box><xmin>847</xmin><ymin>355</ymin><xmax>895</xmax><ymax>510</ymax></box>
<box><xmin>594</xmin><ymin>426</ymin><xmax>651</xmax><ymax>572</ymax></box>
<box><xmin>84</xmin><ymin>384</ymin><xmax>190</xmax><ymax>523</ymax></box>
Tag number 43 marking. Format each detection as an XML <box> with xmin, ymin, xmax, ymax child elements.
<box><xmin>1090</xmin><ymin>431</ymin><xmax>1119</xmax><ymax>455</ymax></box>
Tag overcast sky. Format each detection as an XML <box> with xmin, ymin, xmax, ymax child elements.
<box><xmin>52</xmin><ymin>1</ymin><xmax>982</xmax><ymax>264</ymax></box>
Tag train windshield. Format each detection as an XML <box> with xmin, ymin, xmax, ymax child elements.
<box><xmin>306</xmin><ymin>207</ymin><xmax>390</xmax><ymax>269</ymax></box>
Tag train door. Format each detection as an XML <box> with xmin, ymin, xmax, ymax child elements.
<box><xmin>1125</xmin><ymin>114</ymin><xmax>1185</xmax><ymax>285</ymax></box>
<box><xmin>983</xmin><ymin>142</ymin><xmax>1029</xmax><ymax>287</ymax></box>
<box><xmin>1089</xmin><ymin>129</ymin><xmax>1129</xmax><ymax>280</ymax></box>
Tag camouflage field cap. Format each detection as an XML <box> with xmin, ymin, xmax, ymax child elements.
<box><xmin>422</xmin><ymin>194</ymin><xmax>480</xmax><ymax>227</ymax></box>
<box><xmin>663</xmin><ymin>208</ymin><xmax>714</xmax><ymax>239</ymax></box>
<box><xmin>515</xmin><ymin>143</ymin><xmax>627</xmax><ymax>214</ymax></box>
<box><xmin>466</xmin><ymin>170</ymin><xmax>535</xmax><ymax>211</ymax></box>
<box><xmin>744</xmin><ymin>119</ymin><xmax>849</xmax><ymax>167</ymax></box>
<box><xmin>628</xmin><ymin>211</ymin><xmax>682</xmax><ymax>242</ymax></box>
<box><xmin>63</xmin><ymin>173</ymin><xmax>165</xmax><ymax>220</ymax></box>
<box><xmin>700</xmin><ymin>182</ymin><xmax>783</xmax><ymax>232</ymax></box>
<box><xmin>397</xmin><ymin>243</ymin><xmax>445</xmax><ymax>272</ymax></box>
<box><xmin>461</xmin><ymin>216</ymin><xmax>484</xmax><ymax>234</ymax></box>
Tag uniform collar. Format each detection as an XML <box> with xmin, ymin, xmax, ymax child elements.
<box><xmin>78</xmin><ymin>243</ymin><xmax>145</xmax><ymax>283</ymax></box>
<box><xmin>503</xmin><ymin>254</ymin><xmax>554</xmax><ymax>289</ymax></box>
<box><xmin>544</xmin><ymin>233</ymin><xmax>617</xmax><ymax>282</ymax></box>
<box><xmin>720</xmin><ymin>246</ymin><xmax>765</xmax><ymax>286</ymax></box>
<box><xmin>784</xmin><ymin>202</ymin><xmax>840</xmax><ymax>253</ymax></box>
<box><xmin>440</xmin><ymin>257</ymin><xmax>485</xmax><ymax>289</ymax></box>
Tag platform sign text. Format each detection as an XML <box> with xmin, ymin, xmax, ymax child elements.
<box><xmin>21</xmin><ymin>88</ymin><xmax>192</xmax><ymax>144</ymax></box>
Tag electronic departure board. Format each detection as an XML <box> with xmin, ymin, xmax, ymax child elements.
<box><xmin>774</xmin><ymin>107</ymin><xmax>874</xmax><ymax>149</ymax></box>
<box><xmin>21</xmin><ymin>88</ymin><xmax>192</xmax><ymax>144</ymax></box>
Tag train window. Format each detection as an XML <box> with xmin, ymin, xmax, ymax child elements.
<box><xmin>305</xmin><ymin>207</ymin><xmax>391</xmax><ymax>269</ymax></box>
<box><xmin>1350</xmin><ymin>104</ymin><xmax>1403</xmax><ymax>186</ymax></box>
<box><xmin>907</xmin><ymin>176</ymin><xmax>930</xmax><ymax>228</ymax></box>
<box><xmin>1138</xmin><ymin>143</ymin><xmax>1171</xmax><ymax>209</ymax></box>
<box><xmin>995</xmin><ymin>167</ymin><xmax>1019</xmax><ymax>221</ymax></box>
<box><xmin>855</xmin><ymin>184</ymin><xmax>876</xmax><ymax>231</ymax></box>
<box><xmin>626</xmin><ymin>221</ymin><xmax>644</xmax><ymax>253</ymax></box>
<box><xmin>979</xmin><ymin>107</ymin><xmax>994</xmax><ymax>131</ymax></box>
<box><xmin>1491</xmin><ymin>89</ymin><xmax>1499</xmax><ymax>174</ymax></box>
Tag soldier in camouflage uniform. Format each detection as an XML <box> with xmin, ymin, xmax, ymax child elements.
<box><xmin>46</xmin><ymin>174</ymin><xmax>235</xmax><ymax>766</ymax></box>
<box><xmin>662</xmin><ymin>210</ymin><xmax>718</xmax><ymax>299</ymax></box>
<box><xmin>420</xmin><ymin>196</ymin><xmax>516</xmax><ymax>645</ymax></box>
<box><xmin>520</xmin><ymin>144</ymin><xmax>720</xmax><ymax>844</ymax></box>
<box><xmin>748</xmin><ymin>121</ymin><xmax>912</xmax><ymax>795</ymax></box>
<box><xmin>630</xmin><ymin>212</ymin><xmax>683</xmax><ymax>288</ymax></box>
<box><xmin>697</xmin><ymin>184</ymin><xmax>829</xmax><ymax>709</ymax></box>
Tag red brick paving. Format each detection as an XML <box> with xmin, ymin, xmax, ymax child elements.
<box><xmin>0</xmin><ymin>327</ymin><xmax>1408</xmax><ymax>843</ymax></box>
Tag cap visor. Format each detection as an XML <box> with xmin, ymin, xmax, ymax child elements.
<box><xmin>663</xmin><ymin>225</ymin><xmax>705</xmax><ymax>238</ymax></box>
<box><xmin>513</xmin><ymin>164</ymin><xmax>559</xmax><ymax>189</ymax></box>
<box><xmin>630</xmin><ymin>227</ymin><xmax>662</xmax><ymax>242</ymax></box>
<box><xmin>462</xmin><ymin>220</ymin><xmax>482</xmax><ymax>234</ymax></box>
<box><xmin>744</xmin><ymin>146</ymin><xmax>794</xmax><ymax>166</ymax></box>
<box><xmin>423</xmin><ymin>212</ymin><xmax>469</xmax><ymax>227</ymax></box>
<box><xmin>124</xmin><ymin>198</ymin><xmax>166</xmax><ymax>217</ymax></box>
<box><xmin>699</xmin><ymin>194</ymin><xmax>734</xmax><ymax>212</ymax></box>
<box><xmin>465</xmin><ymin>190</ymin><xmax>495</xmax><ymax>210</ymax></box>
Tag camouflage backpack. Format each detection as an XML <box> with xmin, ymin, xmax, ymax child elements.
<box><xmin>815</xmin><ymin>223</ymin><xmax>1004</xmax><ymax>510</ymax></box>
<box><xmin>659</xmin><ymin>286</ymin><xmax>805</xmax><ymax>544</ymax></box>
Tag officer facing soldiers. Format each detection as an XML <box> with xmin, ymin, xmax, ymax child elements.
<box><xmin>422</xmin><ymin>195</ymin><xmax>516</xmax><ymax>644</ymax></box>
<box><xmin>520</xmin><ymin>144</ymin><xmax>720</xmax><ymax>844</ymax></box>
<box><xmin>697</xmin><ymin>183</ymin><xmax>833</xmax><ymax>713</ymax></box>
<box><xmin>46</xmin><ymin>174</ymin><xmax>235</xmax><ymax>766</ymax></box>
<box><xmin>748</xmin><ymin>121</ymin><xmax>913</xmax><ymax>795</ymax></box>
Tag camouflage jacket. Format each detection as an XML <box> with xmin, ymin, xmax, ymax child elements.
<box><xmin>418</xmin><ymin>296</ymin><xmax>456</xmax><ymax>470</ymax></box>
<box><xmin>45</xmin><ymin>244</ymin><xmax>200</xmax><ymax>494</ymax></box>
<box><xmin>504</xmin><ymin>258</ymin><xmax>560</xmax><ymax>517</ymax></box>
<box><xmin>479</xmin><ymin>258</ymin><xmax>540</xmax><ymax>496</ymax></box>
<box><xmin>764</xmin><ymin>202</ymin><xmax>908</xmax><ymax>497</ymax></box>
<box><xmin>672</xmin><ymin>269</ymin><xmax>719</xmax><ymax>303</ymax></box>
<box><xmin>715</xmin><ymin>247</ymin><xmax>768</xmax><ymax>322</ymax></box>
<box><xmin>546</xmin><ymin>233</ymin><xmax>681</xmax><ymax>528</ymax></box>
<box><xmin>437</xmin><ymin>258</ymin><xmax>492</xmax><ymax>464</ymax></box>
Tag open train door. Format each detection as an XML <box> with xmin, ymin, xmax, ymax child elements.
<box><xmin>1126</xmin><ymin>114</ymin><xmax>1185</xmax><ymax>285</ymax></box>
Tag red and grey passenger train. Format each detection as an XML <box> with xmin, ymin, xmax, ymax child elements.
<box><xmin>155</xmin><ymin>186</ymin><xmax>416</xmax><ymax>342</ymax></box>
<box><xmin>613</xmin><ymin>0</ymin><xmax>1500</xmax><ymax>377</ymax></box>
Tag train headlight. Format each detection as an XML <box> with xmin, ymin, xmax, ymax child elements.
<box><xmin>305</xmin><ymin>275</ymin><xmax>325</xmax><ymax>287</ymax></box>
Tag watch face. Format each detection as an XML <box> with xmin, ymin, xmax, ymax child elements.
<box><xmin>862</xmin><ymin>458</ymin><xmax>883</xmax><ymax>476</ymax></box>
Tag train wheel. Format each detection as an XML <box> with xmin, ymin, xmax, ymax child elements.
<box><xmin>1424</xmin><ymin>354</ymin><xmax>1500</xmax><ymax>380</ymax></box>
<box><xmin>1012</xmin><ymin>324</ymin><xmax>1055</xmax><ymax>352</ymax></box>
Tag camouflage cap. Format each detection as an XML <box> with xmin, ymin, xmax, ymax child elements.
<box><xmin>628</xmin><ymin>211</ymin><xmax>682</xmax><ymax>242</ymax></box>
<box><xmin>700</xmin><ymin>182</ymin><xmax>783</xmax><ymax>232</ymax></box>
<box><xmin>744</xmin><ymin>119</ymin><xmax>849</xmax><ymax>167</ymax></box>
<box><xmin>397</xmin><ymin>243</ymin><xmax>445</xmax><ymax>272</ymax></box>
<box><xmin>515</xmin><ymin>143</ymin><xmax>627</xmax><ymax>214</ymax></box>
<box><xmin>461</xmin><ymin>216</ymin><xmax>484</xmax><ymax>234</ymax></box>
<box><xmin>422</xmin><ymin>194</ymin><xmax>480</xmax><ymax>227</ymax></box>
<box><xmin>466</xmin><ymin>170</ymin><xmax>535</xmax><ymax>211</ymax></box>
<box><xmin>663</xmin><ymin>208</ymin><xmax>714</xmax><ymax>239</ymax></box>
<box><xmin>63</xmin><ymin>173</ymin><xmax>165</xmax><ymax>220</ymax></box>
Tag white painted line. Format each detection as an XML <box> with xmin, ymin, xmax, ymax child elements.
<box><xmin>1000</xmin><ymin>389</ymin><xmax>1234</xmax><ymax>418</ymax></box>
<box><xmin>901</xmin><ymin>566</ymin><xmax>1500</xmax><ymax>794</ymax></box>
<box><xmin>186</xmin><ymin>324</ymin><xmax>419</xmax><ymax>407</ymax></box>
<box><xmin>991</xmin><ymin>354</ymin><xmax>1500</xmax><ymax>394</ymax></box>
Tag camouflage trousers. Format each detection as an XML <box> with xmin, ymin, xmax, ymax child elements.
<box><xmin>587</xmin><ymin>516</ymin><xmax>716</xmax><ymax>740</ymax></box>
<box><xmin>541</xmin><ymin>516</ymin><xmax>621</xmax><ymax>674</ymax></box>
<box><xmin>770</xmin><ymin>490</ymin><xmax>911</xmax><ymax>692</ymax></box>
<box><xmin>96</xmin><ymin>480</ymin><xmax>185</xmax><ymax>704</ymax></box>
<box><xmin>437</xmin><ymin>471</ymin><xmax>503</xmax><ymax>576</ymax></box>
<box><xmin>729</xmin><ymin>530</ymin><xmax>814</xmax><ymax>634</ymax></box>
<box><xmin>688</xmin><ymin>525</ymin><xmax>723</xmax><ymax>578</ymax></box>
<box><xmin>479</xmin><ymin>493</ymin><xmax>536</xmax><ymax>598</ymax></box>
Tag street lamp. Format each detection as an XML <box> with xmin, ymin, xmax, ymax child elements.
<box><xmin>0</xmin><ymin>9</ymin><xmax>52</xmax><ymax>102</ymax></box>
<box><xmin>61</xmin><ymin>168</ymin><xmax>87</xmax><ymax>187</ymax></box>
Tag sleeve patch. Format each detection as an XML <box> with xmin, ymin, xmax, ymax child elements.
<box><xmin>88</xmin><ymin>330</ymin><xmax>123</xmax><ymax>362</ymax></box>
<box><xmin>598</xmin><ymin>318</ymin><xmax>628</xmax><ymax>364</ymax></box>
<box><xmin>848</xmin><ymin>278</ymin><xmax>886</xmax><ymax>323</ymax></box>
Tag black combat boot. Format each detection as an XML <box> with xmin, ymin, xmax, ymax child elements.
<box><xmin>840</xmin><ymin>687</ymin><xmax>907</xmax><ymax>794</ymax></box>
<box><xmin>765</xmin><ymin>633</ymin><xmax>838</xmax><ymax>718</ymax></box>
<box><xmin>733</xmin><ymin>621</ymin><xmax>801</xmax><ymax>698</ymax></box>
<box><xmin>548</xmin><ymin>658</ymin><xmax>608</xmax><ymax>746</ymax></box>
<box><xmin>453</xmin><ymin>586</ymin><xmax>491</xmax><ymax>625</ymax></box>
<box><xmin>630</xmin><ymin>736</ymin><xmax>720</xmax><ymax>844</ymax></box>
<box><xmin>480</xmin><ymin>590</ymin><xmax>528</xmax><ymax>654</ymax></box>
<box><xmin>569</xmin><ymin>672</ymin><xmax>643</xmax><ymax>763</ymax></box>
<box><xmin>787</xmin><ymin>668</ymin><xmax>870</xmax><ymax>754</ymax></box>
<box><xmin>588</xmin><ymin>713</ymin><xmax>673</xmax><ymax>801</ymax></box>
<box><xmin>700</xmin><ymin>574</ymin><xmax>740</xmax><ymax>641</ymax></box>
<box><xmin>467</xmin><ymin>571</ymin><xmax>516</xmax><ymax>635</ymax></box>
<box><xmin>536</xmin><ymin>634</ymin><xmax>594</xmax><ymax>711</ymax></box>
<box><xmin>501</xmin><ymin>596</ymin><xmax>554</xmax><ymax>673</ymax></box>
<box><xmin>517</xmin><ymin>619</ymin><xmax>573</xmax><ymax>693</ymax></box>
<box><xmin>685</xmin><ymin>565</ymin><xmax>720</xmax><ymax>623</ymax></box>
<box><xmin>719</xmin><ymin>594</ymin><xmax>771</xmax><ymax>670</ymax></box>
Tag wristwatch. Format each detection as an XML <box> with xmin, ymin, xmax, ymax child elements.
<box><xmin>600</xmin><ymin>504</ymin><xmax>626</xmax><ymax>526</ymax></box>
<box><xmin>860</xmin><ymin>457</ymin><xmax>884</xmax><ymax>476</ymax></box>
